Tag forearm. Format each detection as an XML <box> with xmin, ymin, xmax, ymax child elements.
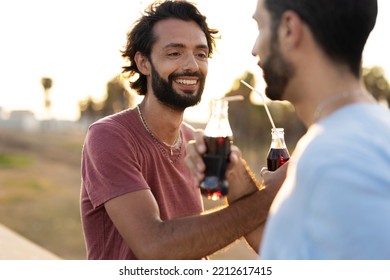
<box><xmin>138</xmin><ymin>162</ymin><xmax>258</xmax><ymax>259</ymax></box>
<box><xmin>137</xmin><ymin>189</ymin><xmax>273</xmax><ymax>260</ymax></box>
<box><xmin>146</xmin><ymin>165</ymin><xmax>284</xmax><ymax>259</ymax></box>
<box><xmin>111</xmin><ymin>158</ymin><xmax>281</xmax><ymax>259</ymax></box>
<box><xmin>106</xmin><ymin>188</ymin><xmax>262</xmax><ymax>260</ymax></box>
<box><xmin>148</xmin><ymin>204</ymin><xmax>250</xmax><ymax>259</ymax></box>
<box><xmin>244</xmin><ymin>225</ymin><xmax>264</xmax><ymax>253</ymax></box>
<box><xmin>225</xmin><ymin>159</ymin><xmax>283</xmax><ymax>255</ymax></box>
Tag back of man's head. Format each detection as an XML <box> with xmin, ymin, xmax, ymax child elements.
<box><xmin>265</xmin><ymin>0</ymin><xmax>378</xmax><ymax>77</ymax></box>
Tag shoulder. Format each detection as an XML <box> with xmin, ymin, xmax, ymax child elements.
<box><xmin>85</xmin><ymin>108</ymin><xmax>140</xmax><ymax>150</ymax></box>
<box><xmin>90</xmin><ymin>108</ymin><xmax>137</xmax><ymax>131</ymax></box>
<box><xmin>304</xmin><ymin>104</ymin><xmax>390</xmax><ymax>157</ymax></box>
<box><xmin>88</xmin><ymin>108</ymin><xmax>139</xmax><ymax>135</ymax></box>
<box><xmin>297</xmin><ymin>104</ymin><xmax>390</xmax><ymax>200</ymax></box>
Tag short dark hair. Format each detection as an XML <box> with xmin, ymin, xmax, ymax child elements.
<box><xmin>121</xmin><ymin>0</ymin><xmax>219</xmax><ymax>95</ymax></box>
<box><xmin>265</xmin><ymin>0</ymin><xmax>377</xmax><ymax>77</ymax></box>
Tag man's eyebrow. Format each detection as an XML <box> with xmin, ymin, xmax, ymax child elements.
<box><xmin>163</xmin><ymin>43</ymin><xmax>209</xmax><ymax>50</ymax></box>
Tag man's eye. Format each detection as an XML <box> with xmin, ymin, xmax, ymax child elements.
<box><xmin>196</xmin><ymin>52</ymin><xmax>208</xmax><ymax>59</ymax></box>
<box><xmin>168</xmin><ymin>52</ymin><xmax>181</xmax><ymax>57</ymax></box>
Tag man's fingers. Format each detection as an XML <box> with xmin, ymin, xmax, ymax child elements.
<box><xmin>260</xmin><ymin>167</ymin><xmax>269</xmax><ymax>178</ymax></box>
<box><xmin>194</xmin><ymin>130</ymin><xmax>206</xmax><ymax>153</ymax></box>
<box><xmin>185</xmin><ymin>139</ymin><xmax>205</xmax><ymax>183</ymax></box>
<box><xmin>229</xmin><ymin>146</ymin><xmax>241</xmax><ymax>164</ymax></box>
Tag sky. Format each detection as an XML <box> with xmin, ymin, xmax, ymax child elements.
<box><xmin>0</xmin><ymin>0</ymin><xmax>389</xmax><ymax>123</ymax></box>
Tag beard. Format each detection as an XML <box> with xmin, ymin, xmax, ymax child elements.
<box><xmin>150</xmin><ymin>61</ymin><xmax>205</xmax><ymax>111</ymax></box>
<box><xmin>261</xmin><ymin>34</ymin><xmax>295</xmax><ymax>101</ymax></box>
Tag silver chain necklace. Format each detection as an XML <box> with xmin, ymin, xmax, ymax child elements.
<box><xmin>313</xmin><ymin>91</ymin><xmax>368</xmax><ymax>122</ymax></box>
<box><xmin>137</xmin><ymin>105</ymin><xmax>182</xmax><ymax>164</ymax></box>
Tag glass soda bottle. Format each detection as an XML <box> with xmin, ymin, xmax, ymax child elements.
<box><xmin>267</xmin><ymin>128</ymin><xmax>290</xmax><ymax>171</ymax></box>
<box><xmin>200</xmin><ymin>99</ymin><xmax>233</xmax><ymax>200</ymax></box>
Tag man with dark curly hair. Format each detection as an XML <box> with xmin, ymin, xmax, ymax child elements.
<box><xmin>80</xmin><ymin>0</ymin><xmax>280</xmax><ymax>260</ymax></box>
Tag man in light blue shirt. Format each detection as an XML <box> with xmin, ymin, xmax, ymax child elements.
<box><xmin>261</xmin><ymin>104</ymin><xmax>390</xmax><ymax>259</ymax></box>
<box><xmin>186</xmin><ymin>0</ymin><xmax>390</xmax><ymax>259</ymax></box>
<box><xmin>252</xmin><ymin>0</ymin><xmax>390</xmax><ymax>259</ymax></box>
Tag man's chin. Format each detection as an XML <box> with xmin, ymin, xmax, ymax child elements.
<box><xmin>182</xmin><ymin>90</ymin><xmax>197</xmax><ymax>95</ymax></box>
<box><xmin>161</xmin><ymin>99</ymin><xmax>201</xmax><ymax>112</ymax></box>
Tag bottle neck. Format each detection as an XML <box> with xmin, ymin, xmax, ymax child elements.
<box><xmin>211</xmin><ymin>99</ymin><xmax>228</xmax><ymax>119</ymax></box>
<box><xmin>204</xmin><ymin>99</ymin><xmax>233</xmax><ymax>138</ymax></box>
<box><xmin>270</xmin><ymin>128</ymin><xmax>286</xmax><ymax>149</ymax></box>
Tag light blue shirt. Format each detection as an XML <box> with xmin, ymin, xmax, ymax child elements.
<box><xmin>260</xmin><ymin>104</ymin><xmax>390</xmax><ymax>259</ymax></box>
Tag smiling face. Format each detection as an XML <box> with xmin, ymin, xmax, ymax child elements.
<box><xmin>148</xmin><ymin>18</ymin><xmax>209</xmax><ymax>111</ymax></box>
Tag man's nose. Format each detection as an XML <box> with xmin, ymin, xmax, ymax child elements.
<box><xmin>182</xmin><ymin>53</ymin><xmax>200</xmax><ymax>72</ymax></box>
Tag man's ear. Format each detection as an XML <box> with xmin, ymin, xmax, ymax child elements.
<box><xmin>278</xmin><ymin>11</ymin><xmax>303</xmax><ymax>50</ymax></box>
<box><xmin>134</xmin><ymin>52</ymin><xmax>151</xmax><ymax>75</ymax></box>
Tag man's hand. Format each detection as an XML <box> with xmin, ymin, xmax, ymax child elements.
<box><xmin>185</xmin><ymin>129</ymin><xmax>258</xmax><ymax>203</ymax></box>
<box><xmin>260</xmin><ymin>161</ymin><xmax>289</xmax><ymax>191</ymax></box>
<box><xmin>185</xmin><ymin>130</ymin><xmax>289</xmax><ymax>254</ymax></box>
<box><xmin>185</xmin><ymin>130</ymin><xmax>207</xmax><ymax>187</ymax></box>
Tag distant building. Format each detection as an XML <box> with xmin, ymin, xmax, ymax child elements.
<box><xmin>6</xmin><ymin>110</ymin><xmax>40</xmax><ymax>132</ymax></box>
<box><xmin>0</xmin><ymin>107</ymin><xmax>5</xmax><ymax>120</ymax></box>
<box><xmin>0</xmin><ymin>109</ymin><xmax>86</xmax><ymax>133</ymax></box>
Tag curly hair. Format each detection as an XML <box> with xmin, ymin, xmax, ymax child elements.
<box><xmin>121</xmin><ymin>0</ymin><xmax>219</xmax><ymax>95</ymax></box>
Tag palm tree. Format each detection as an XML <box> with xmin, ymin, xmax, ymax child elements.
<box><xmin>41</xmin><ymin>77</ymin><xmax>53</xmax><ymax>112</ymax></box>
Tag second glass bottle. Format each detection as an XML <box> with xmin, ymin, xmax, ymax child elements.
<box><xmin>267</xmin><ymin>127</ymin><xmax>290</xmax><ymax>171</ymax></box>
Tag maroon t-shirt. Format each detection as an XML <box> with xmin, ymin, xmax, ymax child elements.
<box><xmin>80</xmin><ymin>108</ymin><xmax>202</xmax><ymax>259</ymax></box>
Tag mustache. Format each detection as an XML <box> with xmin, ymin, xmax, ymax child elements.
<box><xmin>169</xmin><ymin>71</ymin><xmax>204</xmax><ymax>80</ymax></box>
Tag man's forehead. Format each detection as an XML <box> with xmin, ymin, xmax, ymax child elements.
<box><xmin>152</xmin><ymin>19</ymin><xmax>207</xmax><ymax>47</ymax></box>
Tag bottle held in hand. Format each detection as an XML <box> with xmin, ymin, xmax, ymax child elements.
<box><xmin>201</xmin><ymin>99</ymin><xmax>233</xmax><ymax>200</ymax></box>
<box><xmin>267</xmin><ymin>128</ymin><xmax>290</xmax><ymax>171</ymax></box>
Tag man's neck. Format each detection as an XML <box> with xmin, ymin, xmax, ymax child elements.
<box><xmin>138</xmin><ymin>97</ymin><xmax>184</xmax><ymax>145</ymax></box>
<box><xmin>294</xmin><ymin>84</ymin><xmax>374</xmax><ymax>127</ymax></box>
<box><xmin>290</xmin><ymin>63</ymin><xmax>373</xmax><ymax>127</ymax></box>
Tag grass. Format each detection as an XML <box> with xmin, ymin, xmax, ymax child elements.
<box><xmin>0</xmin><ymin>129</ymin><xmax>86</xmax><ymax>259</ymax></box>
<box><xmin>0</xmin><ymin>154</ymin><xmax>33</xmax><ymax>168</ymax></box>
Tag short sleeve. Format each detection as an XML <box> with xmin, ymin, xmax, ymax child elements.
<box><xmin>82</xmin><ymin>121</ymin><xmax>149</xmax><ymax>208</ymax></box>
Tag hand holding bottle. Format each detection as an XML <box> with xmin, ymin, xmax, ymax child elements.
<box><xmin>185</xmin><ymin>130</ymin><xmax>256</xmax><ymax>202</ymax></box>
<box><xmin>260</xmin><ymin>161</ymin><xmax>289</xmax><ymax>191</ymax></box>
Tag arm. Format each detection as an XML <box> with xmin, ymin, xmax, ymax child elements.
<box><xmin>184</xmin><ymin>130</ymin><xmax>286</xmax><ymax>255</ymax></box>
<box><xmin>240</xmin><ymin>163</ymin><xmax>288</xmax><ymax>252</ymax></box>
<box><xmin>85</xmin><ymin>123</ymin><xmax>266</xmax><ymax>259</ymax></box>
<box><xmin>105</xmin><ymin>182</ymin><xmax>275</xmax><ymax>259</ymax></box>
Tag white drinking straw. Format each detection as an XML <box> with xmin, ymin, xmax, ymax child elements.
<box><xmin>221</xmin><ymin>95</ymin><xmax>244</xmax><ymax>102</ymax></box>
<box><xmin>240</xmin><ymin>80</ymin><xmax>276</xmax><ymax>129</ymax></box>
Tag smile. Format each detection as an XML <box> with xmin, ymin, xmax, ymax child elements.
<box><xmin>175</xmin><ymin>79</ymin><xmax>198</xmax><ymax>85</ymax></box>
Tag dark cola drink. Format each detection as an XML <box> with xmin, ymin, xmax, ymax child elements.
<box><xmin>267</xmin><ymin>148</ymin><xmax>290</xmax><ymax>171</ymax></box>
<box><xmin>201</xmin><ymin>98</ymin><xmax>234</xmax><ymax>200</ymax></box>
<box><xmin>266</xmin><ymin>128</ymin><xmax>290</xmax><ymax>172</ymax></box>
<box><xmin>200</xmin><ymin>136</ymin><xmax>232</xmax><ymax>200</ymax></box>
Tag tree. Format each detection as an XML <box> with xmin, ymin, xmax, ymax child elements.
<box><xmin>41</xmin><ymin>77</ymin><xmax>53</xmax><ymax>111</ymax></box>
<box><xmin>79</xmin><ymin>75</ymin><xmax>136</xmax><ymax>124</ymax></box>
<box><xmin>363</xmin><ymin>66</ymin><xmax>390</xmax><ymax>107</ymax></box>
<box><xmin>101</xmin><ymin>75</ymin><xmax>134</xmax><ymax>116</ymax></box>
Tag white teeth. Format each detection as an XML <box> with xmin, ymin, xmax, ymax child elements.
<box><xmin>176</xmin><ymin>79</ymin><xmax>197</xmax><ymax>85</ymax></box>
